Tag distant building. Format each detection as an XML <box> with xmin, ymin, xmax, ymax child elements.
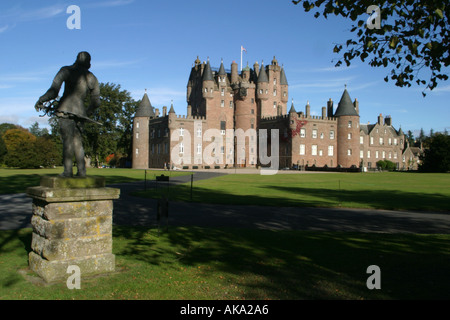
<box><xmin>132</xmin><ymin>56</ymin><xmax>419</xmax><ymax>171</ymax></box>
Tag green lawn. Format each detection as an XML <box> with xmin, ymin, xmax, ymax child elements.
<box><xmin>0</xmin><ymin>167</ymin><xmax>189</xmax><ymax>194</ymax></box>
<box><xmin>1</xmin><ymin>227</ymin><xmax>449</xmax><ymax>300</ymax></box>
<box><xmin>136</xmin><ymin>172</ymin><xmax>450</xmax><ymax>212</ymax></box>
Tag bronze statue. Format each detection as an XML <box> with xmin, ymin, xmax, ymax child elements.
<box><xmin>35</xmin><ymin>52</ymin><xmax>101</xmax><ymax>177</ymax></box>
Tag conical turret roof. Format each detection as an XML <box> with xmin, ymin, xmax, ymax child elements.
<box><xmin>135</xmin><ymin>91</ymin><xmax>155</xmax><ymax>117</ymax></box>
<box><xmin>334</xmin><ymin>89</ymin><xmax>359</xmax><ymax>117</ymax></box>
<box><xmin>280</xmin><ymin>66</ymin><xmax>288</xmax><ymax>85</ymax></box>
<box><xmin>202</xmin><ymin>59</ymin><xmax>214</xmax><ymax>81</ymax></box>
<box><xmin>289</xmin><ymin>100</ymin><xmax>296</xmax><ymax>113</ymax></box>
<box><xmin>218</xmin><ymin>59</ymin><xmax>226</xmax><ymax>76</ymax></box>
<box><xmin>257</xmin><ymin>62</ymin><xmax>268</xmax><ymax>83</ymax></box>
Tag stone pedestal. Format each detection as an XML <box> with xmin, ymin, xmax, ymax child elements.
<box><xmin>26</xmin><ymin>176</ymin><xmax>120</xmax><ymax>283</ymax></box>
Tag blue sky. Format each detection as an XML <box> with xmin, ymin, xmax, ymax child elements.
<box><xmin>0</xmin><ymin>0</ymin><xmax>449</xmax><ymax>137</ymax></box>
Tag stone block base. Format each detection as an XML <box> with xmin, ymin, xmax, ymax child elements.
<box><xmin>26</xmin><ymin>176</ymin><xmax>120</xmax><ymax>283</ymax></box>
<box><xmin>29</xmin><ymin>252</ymin><xmax>115</xmax><ymax>283</ymax></box>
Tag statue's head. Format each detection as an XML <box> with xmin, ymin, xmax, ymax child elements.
<box><xmin>75</xmin><ymin>51</ymin><xmax>91</xmax><ymax>69</ymax></box>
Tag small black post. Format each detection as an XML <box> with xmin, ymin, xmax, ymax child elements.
<box><xmin>190</xmin><ymin>173</ymin><xmax>193</xmax><ymax>202</ymax></box>
<box><xmin>144</xmin><ymin>170</ymin><xmax>147</xmax><ymax>191</ymax></box>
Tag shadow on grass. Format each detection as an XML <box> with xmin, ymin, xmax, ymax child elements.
<box><xmin>144</xmin><ymin>182</ymin><xmax>450</xmax><ymax>213</ymax></box>
<box><xmin>113</xmin><ymin>226</ymin><xmax>450</xmax><ymax>300</ymax></box>
<box><xmin>0</xmin><ymin>173</ymin><xmax>144</xmax><ymax>194</ymax></box>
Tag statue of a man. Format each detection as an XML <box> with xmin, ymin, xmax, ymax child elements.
<box><xmin>35</xmin><ymin>52</ymin><xmax>101</xmax><ymax>177</ymax></box>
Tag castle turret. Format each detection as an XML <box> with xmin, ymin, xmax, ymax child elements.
<box><xmin>334</xmin><ymin>88</ymin><xmax>360</xmax><ymax>168</ymax></box>
<box><xmin>280</xmin><ymin>66</ymin><xmax>288</xmax><ymax>104</ymax></box>
<box><xmin>132</xmin><ymin>90</ymin><xmax>154</xmax><ymax>169</ymax></box>
<box><xmin>256</xmin><ymin>62</ymin><xmax>269</xmax><ymax>101</ymax></box>
<box><xmin>202</xmin><ymin>58</ymin><xmax>214</xmax><ymax>100</ymax></box>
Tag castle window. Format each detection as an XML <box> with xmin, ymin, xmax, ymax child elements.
<box><xmin>394</xmin><ymin>152</ymin><xmax>397</xmax><ymax>159</ymax></box>
<box><xmin>283</xmin><ymin>91</ymin><xmax>287</xmax><ymax>97</ymax></box>
<box><xmin>320</xmin><ymin>133</ymin><xmax>324</xmax><ymax>139</ymax></box>
<box><xmin>251</xmin><ymin>109</ymin><xmax>254</xmax><ymax>114</ymax></box>
<box><xmin>157</xmin><ymin>144</ymin><xmax>161</xmax><ymax>154</ymax></box>
<box><xmin>135</xmin><ymin>148</ymin><xmax>139</xmax><ymax>155</ymax></box>
<box><xmin>312</xmin><ymin>129</ymin><xmax>318</xmax><ymax>139</ymax></box>
<box><xmin>273</xmin><ymin>89</ymin><xmax>277</xmax><ymax>96</ymax></box>
<box><xmin>259</xmin><ymin>89</ymin><xmax>263</xmax><ymax>94</ymax></box>
<box><xmin>328</xmin><ymin>146</ymin><xmax>334</xmax><ymax>156</ymax></box>
<box><xmin>360</xmin><ymin>136</ymin><xmax>364</xmax><ymax>144</ymax></box>
<box><xmin>319</xmin><ymin>150</ymin><xmax>323</xmax><ymax>156</ymax></box>
<box><xmin>389</xmin><ymin>138</ymin><xmax>392</xmax><ymax>145</ymax></box>
<box><xmin>367</xmin><ymin>150</ymin><xmax>371</xmax><ymax>158</ymax></box>
<box><xmin>370</xmin><ymin>136</ymin><xmax>374</xmax><ymax>145</ymax></box>
<box><xmin>197</xmin><ymin>128</ymin><xmax>202</xmax><ymax>137</ymax></box>
<box><xmin>330</xmin><ymin>130</ymin><xmax>335</xmax><ymax>139</ymax></box>
<box><xmin>347</xmin><ymin>149</ymin><xmax>352</xmax><ymax>156</ymax></box>
<box><xmin>379</xmin><ymin>137</ymin><xmax>384</xmax><ymax>145</ymax></box>
<box><xmin>151</xmin><ymin>145</ymin><xmax>154</xmax><ymax>154</ymax></box>
<box><xmin>394</xmin><ymin>138</ymin><xmax>398</xmax><ymax>145</ymax></box>
<box><xmin>136</xmin><ymin>133</ymin><xmax>139</xmax><ymax>139</ymax></box>
<box><xmin>221</xmin><ymin>88</ymin><xmax>225</xmax><ymax>96</ymax></box>
<box><xmin>220</xmin><ymin>121</ymin><xmax>226</xmax><ymax>135</ymax></box>
<box><xmin>312</xmin><ymin>145</ymin><xmax>318</xmax><ymax>156</ymax></box>
<box><xmin>348</xmin><ymin>121</ymin><xmax>352</xmax><ymax>128</ymax></box>
<box><xmin>165</xmin><ymin>128</ymin><xmax>169</xmax><ymax>137</ymax></box>
<box><xmin>389</xmin><ymin>152</ymin><xmax>392</xmax><ymax>159</ymax></box>
<box><xmin>375</xmin><ymin>151</ymin><xmax>379</xmax><ymax>159</ymax></box>
<box><xmin>265</xmin><ymin>89</ymin><xmax>268</xmax><ymax>94</ymax></box>
<box><xmin>300</xmin><ymin>128</ymin><xmax>306</xmax><ymax>138</ymax></box>
<box><xmin>382</xmin><ymin>151</ymin><xmax>386</xmax><ymax>158</ymax></box>
<box><xmin>204</xmin><ymin>88</ymin><xmax>208</xmax><ymax>93</ymax></box>
<box><xmin>158</xmin><ymin>129</ymin><xmax>161</xmax><ymax>138</ymax></box>
<box><xmin>221</xmin><ymin>100</ymin><xmax>225</xmax><ymax>107</ymax></box>
<box><xmin>197</xmin><ymin>144</ymin><xmax>202</xmax><ymax>155</ymax></box>
<box><xmin>251</xmin><ymin>98</ymin><xmax>254</xmax><ymax>104</ymax></box>
<box><xmin>348</xmin><ymin>133</ymin><xmax>352</xmax><ymax>140</ymax></box>
<box><xmin>165</xmin><ymin>143</ymin><xmax>169</xmax><ymax>154</ymax></box>
<box><xmin>273</xmin><ymin>78</ymin><xmax>277</xmax><ymax>85</ymax></box>
<box><xmin>360</xmin><ymin>150</ymin><xmax>364</xmax><ymax>158</ymax></box>
<box><xmin>229</xmin><ymin>101</ymin><xmax>233</xmax><ymax>108</ymax></box>
<box><xmin>179</xmin><ymin>142</ymin><xmax>184</xmax><ymax>154</ymax></box>
<box><xmin>136</xmin><ymin>122</ymin><xmax>140</xmax><ymax>129</ymax></box>
<box><xmin>300</xmin><ymin>144</ymin><xmax>305</xmax><ymax>155</ymax></box>
<box><xmin>273</xmin><ymin>102</ymin><xmax>277</xmax><ymax>109</ymax></box>
<box><xmin>221</xmin><ymin>146</ymin><xmax>224</xmax><ymax>154</ymax></box>
<box><xmin>179</xmin><ymin>128</ymin><xmax>184</xmax><ymax>136</ymax></box>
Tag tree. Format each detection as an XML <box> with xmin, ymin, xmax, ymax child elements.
<box><xmin>29</xmin><ymin>121</ymin><xmax>50</xmax><ymax>137</ymax></box>
<box><xmin>2</xmin><ymin>128</ymin><xmax>38</xmax><ymax>168</ymax></box>
<box><xmin>83</xmin><ymin>82</ymin><xmax>136</xmax><ymax>167</ymax></box>
<box><xmin>292</xmin><ymin>0</ymin><xmax>449</xmax><ymax>96</ymax></box>
<box><xmin>420</xmin><ymin>133</ymin><xmax>450</xmax><ymax>172</ymax></box>
<box><xmin>406</xmin><ymin>130</ymin><xmax>415</xmax><ymax>146</ymax></box>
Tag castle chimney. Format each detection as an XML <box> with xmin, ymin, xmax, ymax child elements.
<box><xmin>354</xmin><ymin>98</ymin><xmax>359</xmax><ymax>114</ymax></box>
<box><xmin>231</xmin><ymin>61</ymin><xmax>238</xmax><ymax>84</ymax></box>
<box><xmin>155</xmin><ymin>108</ymin><xmax>160</xmax><ymax>117</ymax></box>
<box><xmin>305</xmin><ymin>101</ymin><xmax>310</xmax><ymax>118</ymax></box>
<box><xmin>322</xmin><ymin>107</ymin><xmax>327</xmax><ymax>119</ymax></box>
<box><xmin>327</xmin><ymin>98</ymin><xmax>333</xmax><ymax>117</ymax></box>
<box><xmin>253</xmin><ymin>61</ymin><xmax>260</xmax><ymax>78</ymax></box>
<box><xmin>187</xmin><ymin>105</ymin><xmax>192</xmax><ymax>116</ymax></box>
<box><xmin>163</xmin><ymin>106</ymin><xmax>167</xmax><ymax>117</ymax></box>
<box><xmin>378</xmin><ymin>114</ymin><xmax>383</xmax><ymax>125</ymax></box>
<box><xmin>385</xmin><ymin>116</ymin><xmax>392</xmax><ymax>126</ymax></box>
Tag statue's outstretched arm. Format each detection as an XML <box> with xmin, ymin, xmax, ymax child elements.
<box><xmin>35</xmin><ymin>68</ymin><xmax>67</xmax><ymax>110</ymax></box>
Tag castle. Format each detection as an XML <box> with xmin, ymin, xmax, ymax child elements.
<box><xmin>132</xmin><ymin>56</ymin><xmax>420</xmax><ymax>171</ymax></box>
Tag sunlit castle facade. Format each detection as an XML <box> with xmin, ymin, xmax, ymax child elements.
<box><xmin>132</xmin><ymin>56</ymin><xmax>412</xmax><ymax>171</ymax></box>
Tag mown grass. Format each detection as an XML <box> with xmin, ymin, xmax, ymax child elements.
<box><xmin>0</xmin><ymin>168</ymin><xmax>188</xmax><ymax>194</ymax></box>
<box><xmin>135</xmin><ymin>172</ymin><xmax>450</xmax><ymax>212</ymax></box>
<box><xmin>1</xmin><ymin>227</ymin><xmax>449</xmax><ymax>300</ymax></box>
